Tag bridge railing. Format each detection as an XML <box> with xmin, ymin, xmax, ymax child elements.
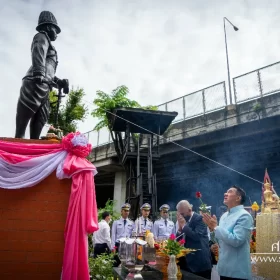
<box><xmin>86</xmin><ymin>82</ymin><xmax>227</xmax><ymax>148</ymax></box>
<box><xmin>84</xmin><ymin>127</ymin><xmax>111</xmax><ymax>149</ymax></box>
<box><xmin>86</xmin><ymin>61</ymin><xmax>280</xmax><ymax>149</ymax></box>
<box><xmin>157</xmin><ymin>81</ymin><xmax>227</xmax><ymax>123</ymax></box>
<box><xmin>233</xmin><ymin>61</ymin><xmax>280</xmax><ymax>103</ymax></box>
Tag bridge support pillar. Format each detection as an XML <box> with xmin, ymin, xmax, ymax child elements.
<box><xmin>113</xmin><ymin>171</ymin><xmax>126</xmax><ymax>212</ymax></box>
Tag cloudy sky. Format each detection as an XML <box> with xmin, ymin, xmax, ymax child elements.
<box><xmin>0</xmin><ymin>0</ymin><xmax>280</xmax><ymax>143</ymax></box>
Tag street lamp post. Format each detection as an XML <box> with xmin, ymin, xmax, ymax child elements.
<box><xmin>223</xmin><ymin>17</ymin><xmax>239</xmax><ymax>105</ymax></box>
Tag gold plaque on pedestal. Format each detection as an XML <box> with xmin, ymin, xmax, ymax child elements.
<box><xmin>255</xmin><ymin>213</ymin><xmax>280</xmax><ymax>280</ymax></box>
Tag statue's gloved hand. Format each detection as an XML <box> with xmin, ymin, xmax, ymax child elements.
<box><xmin>32</xmin><ymin>75</ymin><xmax>45</xmax><ymax>84</ymax></box>
<box><xmin>56</xmin><ymin>78</ymin><xmax>69</xmax><ymax>94</ymax></box>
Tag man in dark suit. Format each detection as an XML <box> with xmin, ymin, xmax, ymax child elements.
<box><xmin>176</xmin><ymin>200</ymin><xmax>212</xmax><ymax>279</ymax></box>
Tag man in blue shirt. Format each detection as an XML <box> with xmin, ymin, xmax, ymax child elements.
<box><xmin>203</xmin><ymin>186</ymin><xmax>253</xmax><ymax>280</ymax></box>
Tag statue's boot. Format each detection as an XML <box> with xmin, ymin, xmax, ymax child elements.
<box><xmin>15</xmin><ymin>100</ymin><xmax>34</xmax><ymax>139</ymax></box>
<box><xmin>30</xmin><ymin>99</ymin><xmax>50</xmax><ymax>139</ymax></box>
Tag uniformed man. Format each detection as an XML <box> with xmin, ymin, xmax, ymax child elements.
<box><xmin>111</xmin><ymin>203</ymin><xmax>134</xmax><ymax>249</ymax></box>
<box><xmin>134</xmin><ymin>203</ymin><xmax>153</xmax><ymax>235</ymax></box>
<box><xmin>153</xmin><ymin>204</ymin><xmax>175</xmax><ymax>240</ymax></box>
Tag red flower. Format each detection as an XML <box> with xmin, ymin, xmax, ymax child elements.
<box><xmin>169</xmin><ymin>234</ymin><xmax>176</xmax><ymax>240</ymax></box>
<box><xmin>196</xmin><ymin>192</ymin><xmax>202</xmax><ymax>198</ymax></box>
<box><xmin>179</xmin><ymin>239</ymin><xmax>185</xmax><ymax>245</ymax></box>
<box><xmin>62</xmin><ymin>132</ymin><xmax>92</xmax><ymax>158</ymax></box>
<box><xmin>154</xmin><ymin>244</ymin><xmax>160</xmax><ymax>250</ymax></box>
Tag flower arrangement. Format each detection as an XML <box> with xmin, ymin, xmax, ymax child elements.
<box><xmin>47</xmin><ymin>125</ymin><xmax>62</xmax><ymax>135</ymax></box>
<box><xmin>196</xmin><ymin>191</ymin><xmax>210</xmax><ymax>213</ymax></box>
<box><xmin>250</xmin><ymin>229</ymin><xmax>256</xmax><ymax>253</ymax></box>
<box><xmin>45</xmin><ymin>125</ymin><xmax>63</xmax><ymax>140</ymax></box>
<box><xmin>251</xmin><ymin>201</ymin><xmax>259</xmax><ymax>228</ymax></box>
<box><xmin>155</xmin><ymin>234</ymin><xmax>196</xmax><ymax>279</ymax></box>
<box><xmin>161</xmin><ymin>234</ymin><xmax>185</xmax><ymax>256</ymax></box>
<box><xmin>251</xmin><ymin>202</ymin><xmax>259</xmax><ymax>212</ymax></box>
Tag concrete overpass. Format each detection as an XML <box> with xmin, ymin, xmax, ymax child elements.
<box><xmin>91</xmin><ymin>89</ymin><xmax>280</xmax><ymax>212</ymax></box>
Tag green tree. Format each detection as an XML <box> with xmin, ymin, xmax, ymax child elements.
<box><xmin>49</xmin><ymin>87</ymin><xmax>88</xmax><ymax>134</ymax></box>
<box><xmin>91</xmin><ymin>85</ymin><xmax>157</xmax><ymax>158</ymax></box>
<box><xmin>91</xmin><ymin>85</ymin><xmax>141</xmax><ymax>131</ymax></box>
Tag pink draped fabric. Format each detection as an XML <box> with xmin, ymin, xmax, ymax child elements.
<box><xmin>62</xmin><ymin>154</ymin><xmax>98</xmax><ymax>280</ymax></box>
<box><xmin>0</xmin><ymin>140</ymin><xmax>62</xmax><ymax>163</ymax></box>
<box><xmin>0</xmin><ymin>138</ymin><xmax>98</xmax><ymax>280</ymax></box>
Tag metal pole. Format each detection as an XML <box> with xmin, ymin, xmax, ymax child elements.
<box><xmin>257</xmin><ymin>70</ymin><xmax>263</xmax><ymax>97</ymax></box>
<box><xmin>182</xmin><ymin>97</ymin><xmax>186</xmax><ymax>120</ymax></box>
<box><xmin>202</xmin><ymin>90</ymin><xmax>206</xmax><ymax>114</ymax></box>
<box><xmin>224</xmin><ymin>18</ymin><xmax>233</xmax><ymax>105</ymax></box>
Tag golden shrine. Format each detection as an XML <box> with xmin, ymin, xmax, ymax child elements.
<box><xmin>254</xmin><ymin>169</ymin><xmax>280</xmax><ymax>280</ymax></box>
<box><xmin>261</xmin><ymin>169</ymin><xmax>280</xmax><ymax>213</ymax></box>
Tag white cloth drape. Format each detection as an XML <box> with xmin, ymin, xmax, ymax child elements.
<box><xmin>0</xmin><ymin>151</ymin><xmax>67</xmax><ymax>189</ymax></box>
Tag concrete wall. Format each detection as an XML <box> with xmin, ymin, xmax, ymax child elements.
<box><xmin>154</xmin><ymin>116</ymin><xmax>280</xmax><ymax>219</ymax></box>
<box><xmin>91</xmin><ymin>92</ymin><xmax>280</xmax><ymax>216</ymax></box>
<box><xmin>0</xmin><ymin>172</ymin><xmax>71</xmax><ymax>280</ymax></box>
<box><xmin>91</xmin><ymin>91</ymin><xmax>280</xmax><ymax>162</ymax></box>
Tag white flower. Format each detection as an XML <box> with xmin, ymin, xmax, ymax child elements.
<box><xmin>71</xmin><ymin>134</ymin><xmax>88</xmax><ymax>147</ymax></box>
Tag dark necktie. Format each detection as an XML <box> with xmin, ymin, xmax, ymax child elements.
<box><xmin>144</xmin><ymin>219</ymin><xmax>147</xmax><ymax>227</ymax></box>
<box><xmin>124</xmin><ymin>219</ymin><xmax>127</xmax><ymax>227</ymax></box>
<box><xmin>164</xmin><ymin>219</ymin><xmax>167</xmax><ymax>226</ymax></box>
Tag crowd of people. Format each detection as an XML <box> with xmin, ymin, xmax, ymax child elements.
<box><xmin>92</xmin><ymin>185</ymin><xmax>254</xmax><ymax>280</ymax></box>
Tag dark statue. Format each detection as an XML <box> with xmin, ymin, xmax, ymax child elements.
<box><xmin>15</xmin><ymin>11</ymin><xmax>69</xmax><ymax>139</ymax></box>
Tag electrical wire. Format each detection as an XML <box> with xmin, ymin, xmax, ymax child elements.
<box><xmin>80</xmin><ymin>99</ymin><xmax>263</xmax><ymax>185</ymax></box>
<box><xmin>101</xmin><ymin>108</ymin><xmax>264</xmax><ymax>185</ymax></box>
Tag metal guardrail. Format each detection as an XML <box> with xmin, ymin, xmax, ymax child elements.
<box><xmin>233</xmin><ymin>61</ymin><xmax>280</xmax><ymax>103</ymax></box>
<box><xmin>157</xmin><ymin>81</ymin><xmax>227</xmax><ymax>123</ymax></box>
<box><xmin>85</xmin><ymin>82</ymin><xmax>227</xmax><ymax>147</ymax></box>
<box><xmin>85</xmin><ymin>61</ymin><xmax>280</xmax><ymax>148</ymax></box>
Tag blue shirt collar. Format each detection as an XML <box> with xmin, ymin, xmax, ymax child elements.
<box><xmin>228</xmin><ymin>205</ymin><xmax>244</xmax><ymax>214</ymax></box>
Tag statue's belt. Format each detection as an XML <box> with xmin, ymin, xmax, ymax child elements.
<box><xmin>23</xmin><ymin>77</ymin><xmax>57</xmax><ymax>89</ymax></box>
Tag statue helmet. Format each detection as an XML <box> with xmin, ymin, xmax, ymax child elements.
<box><xmin>36</xmin><ymin>11</ymin><xmax>61</xmax><ymax>34</ymax></box>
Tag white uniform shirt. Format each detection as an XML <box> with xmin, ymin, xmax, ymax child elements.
<box><xmin>153</xmin><ymin>217</ymin><xmax>175</xmax><ymax>239</ymax></box>
<box><xmin>134</xmin><ymin>216</ymin><xmax>153</xmax><ymax>234</ymax></box>
<box><xmin>93</xmin><ymin>220</ymin><xmax>111</xmax><ymax>248</ymax></box>
<box><xmin>111</xmin><ymin>217</ymin><xmax>134</xmax><ymax>249</ymax></box>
